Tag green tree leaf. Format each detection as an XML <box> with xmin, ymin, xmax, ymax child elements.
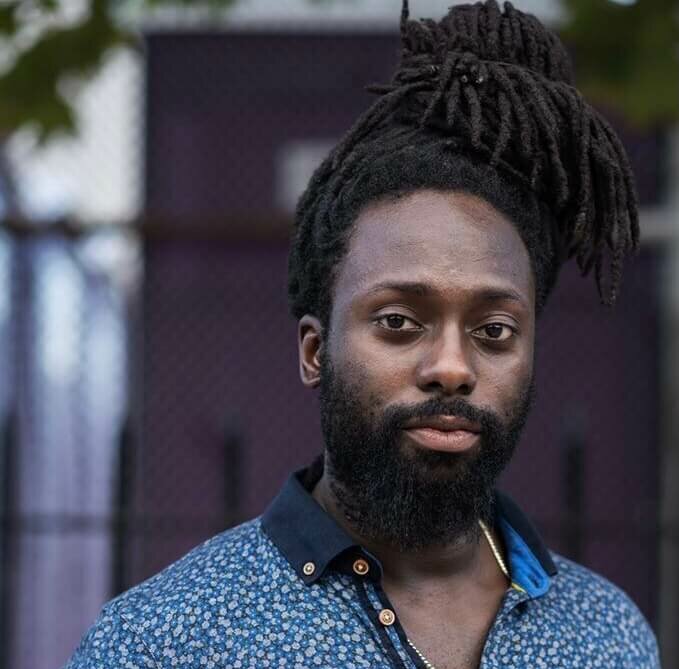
<box><xmin>562</xmin><ymin>0</ymin><xmax>679</xmax><ymax>127</ymax></box>
<box><xmin>0</xmin><ymin>3</ymin><xmax>20</xmax><ymax>35</ymax></box>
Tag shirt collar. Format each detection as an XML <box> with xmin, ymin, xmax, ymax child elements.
<box><xmin>261</xmin><ymin>466</ymin><xmax>360</xmax><ymax>584</ymax></box>
<box><xmin>261</xmin><ymin>464</ymin><xmax>557</xmax><ymax>597</ymax></box>
<box><xmin>495</xmin><ymin>490</ymin><xmax>557</xmax><ymax>596</ymax></box>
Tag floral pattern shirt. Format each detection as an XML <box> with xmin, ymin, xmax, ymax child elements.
<box><xmin>64</xmin><ymin>467</ymin><xmax>660</xmax><ymax>668</ymax></box>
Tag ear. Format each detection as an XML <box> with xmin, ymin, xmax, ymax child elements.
<box><xmin>298</xmin><ymin>315</ymin><xmax>324</xmax><ymax>389</ymax></box>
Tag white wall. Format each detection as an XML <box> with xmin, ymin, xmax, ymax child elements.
<box><xmin>6</xmin><ymin>48</ymin><xmax>143</xmax><ymax>225</ymax></box>
<box><xmin>136</xmin><ymin>0</ymin><xmax>564</xmax><ymax>31</ymax></box>
<box><xmin>222</xmin><ymin>0</ymin><xmax>564</xmax><ymax>29</ymax></box>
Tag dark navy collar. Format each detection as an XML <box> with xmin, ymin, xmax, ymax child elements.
<box><xmin>261</xmin><ymin>466</ymin><xmax>359</xmax><ymax>583</ymax></box>
<box><xmin>261</xmin><ymin>464</ymin><xmax>557</xmax><ymax>596</ymax></box>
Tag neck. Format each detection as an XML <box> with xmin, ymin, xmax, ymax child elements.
<box><xmin>312</xmin><ymin>471</ymin><xmax>493</xmax><ymax>587</ymax></box>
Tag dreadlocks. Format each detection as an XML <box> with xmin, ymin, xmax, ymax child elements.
<box><xmin>288</xmin><ymin>0</ymin><xmax>639</xmax><ymax>324</ymax></box>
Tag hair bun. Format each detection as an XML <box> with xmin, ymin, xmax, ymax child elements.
<box><xmin>400</xmin><ymin>0</ymin><xmax>574</xmax><ymax>85</ymax></box>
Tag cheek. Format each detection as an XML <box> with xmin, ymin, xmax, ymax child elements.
<box><xmin>339</xmin><ymin>350</ymin><xmax>404</xmax><ymax>398</ymax></box>
<box><xmin>330</xmin><ymin>328</ymin><xmax>410</xmax><ymax>404</ymax></box>
<box><xmin>474</xmin><ymin>333</ymin><xmax>533</xmax><ymax>409</ymax></box>
<box><xmin>478</xmin><ymin>357</ymin><xmax>533</xmax><ymax>420</ymax></box>
<box><xmin>330</xmin><ymin>305</ymin><xmax>396</xmax><ymax>368</ymax></box>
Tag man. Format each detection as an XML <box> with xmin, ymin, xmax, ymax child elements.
<box><xmin>66</xmin><ymin>1</ymin><xmax>660</xmax><ymax>667</ymax></box>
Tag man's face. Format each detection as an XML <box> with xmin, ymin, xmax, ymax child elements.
<box><xmin>300</xmin><ymin>189</ymin><xmax>536</xmax><ymax>550</ymax></box>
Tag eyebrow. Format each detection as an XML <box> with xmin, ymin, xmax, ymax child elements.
<box><xmin>365</xmin><ymin>281</ymin><xmax>432</xmax><ymax>297</ymax></box>
<box><xmin>363</xmin><ymin>281</ymin><xmax>528</xmax><ymax>306</ymax></box>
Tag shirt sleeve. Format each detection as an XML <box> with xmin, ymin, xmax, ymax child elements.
<box><xmin>62</xmin><ymin>606</ymin><xmax>160</xmax><ymax>669</ymax></box>
<box><xmin>618</xmin><ymin>596</ymin><xmax>661</xmax><ymax>669</ymax></box>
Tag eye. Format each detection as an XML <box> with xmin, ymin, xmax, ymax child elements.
<box><xmin>374</xmin><ymin>313</ymin><xmax>422</xmax><ymax>332</ymax></box>
<box><xmin>472</xmin><ymin>322</ymin><xmax>515</xmax><ymax>342</ymax></box>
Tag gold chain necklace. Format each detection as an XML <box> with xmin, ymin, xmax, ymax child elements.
<box><xmin>478</xmin><ymin>518</ymin><xmax>510</xmax><ymax>579</ymax></box>
<box><xmin>406</xmin><ymin>520</ymin><xmax>509</xmax><ymax>669</ymax></box>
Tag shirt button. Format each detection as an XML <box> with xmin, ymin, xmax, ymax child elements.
<box><xmin>379</xmin><ymin>608</ymin><xmax>396</xmax><ymax>626</ymax></box>
<box><xmin>352</xmin><ymin>558</ymin><xmax>370</xmax><ymax>576</ymax></box>
<box><xmin>302</xmin><ymin>561</ymin><xmax>316</xmax><ymax>576</ymax></box>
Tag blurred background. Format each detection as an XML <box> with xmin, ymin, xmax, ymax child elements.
<box><xmin>0</xmin><ymin>0</ymin><xmax>676</xmax><ymax>667</ymax></box>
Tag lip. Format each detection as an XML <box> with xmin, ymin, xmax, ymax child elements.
<box><xmin>402</xmin><ymin>416</ymin><xmax>481</xmax><ymax>453</ymax></box>
<box><xmin>402</xmin><ymin>415</ymin><xmax>482</xmax><ymax>432</ymax></box>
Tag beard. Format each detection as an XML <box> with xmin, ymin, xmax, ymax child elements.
<box><xmin>318</xmin><ymin>357</ymin><xmax>534</xmax><ymax>552</ymax></box>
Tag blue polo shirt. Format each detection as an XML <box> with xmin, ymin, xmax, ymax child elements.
<box><xmin>65</xmin><ymin>466</ymin><xmax>660</xmax><ymax>668</ymax></box>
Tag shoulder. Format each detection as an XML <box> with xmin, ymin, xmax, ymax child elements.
<box><xmin>63</xmin><ymin>517</ymin><xmax>293</xmax><ymax>668</ymax></box>
<box><xmin>110</xmin><ymin>517</ymin><xmax>277</xmax><ymax>617</ymax></box>
<box><xmin>539</xmin><ymin>552</ymin><xmax>660</xmax><ymax>667</ymax></box>
<box><xmin>548</xmin><ymin>552</ymin><xmax>652</xmax><ymax>622</ymax></box>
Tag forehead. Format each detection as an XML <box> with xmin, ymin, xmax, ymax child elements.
<box><xmin>334</xmin><ymin>189</ymin><xmax>534</xmax><ymax>304</ymax></box>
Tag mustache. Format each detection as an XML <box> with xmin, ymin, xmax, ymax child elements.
<box><xmin>382</xmin><ymin>397</ymin><xmax>502</xmax><ymax>433</ymax></box>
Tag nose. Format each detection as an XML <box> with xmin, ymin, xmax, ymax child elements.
<box><xmin>415</xmin><ymin>324</ymin><xmax>476</xmax><ymax>396</ymax></box>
